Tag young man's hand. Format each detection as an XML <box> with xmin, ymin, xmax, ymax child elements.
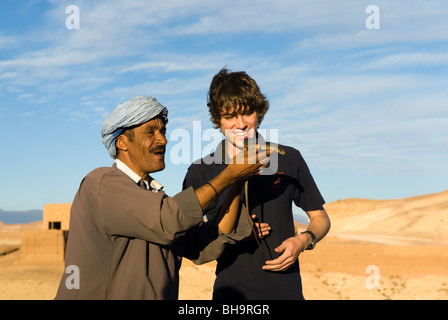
<box><xmin>261</xmin><ymin>234</ymin><xmax>308</xmax><ymax>272</ymax></box>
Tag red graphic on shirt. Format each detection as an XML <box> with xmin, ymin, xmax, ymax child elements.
<box><xmin>269</xmin><ymin>172</ymin><xmax>284</xmax><ymax>192</ymax></box>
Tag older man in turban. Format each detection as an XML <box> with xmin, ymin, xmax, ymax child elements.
<box><xmin>55</xmin><ymin>95</ymin><xmax>270</xmax><ymax>300</ymax></box>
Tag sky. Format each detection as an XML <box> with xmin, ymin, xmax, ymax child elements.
<box><xmin>0</xmin><ymin>0</ymin><xmax>447</xmax><ymax>214</ymax></box>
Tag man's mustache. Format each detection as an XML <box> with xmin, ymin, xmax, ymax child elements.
<box><xmin>150</xmin><ymin>145</ymin><xmax>166</xmax><ymax>153</ymax></box>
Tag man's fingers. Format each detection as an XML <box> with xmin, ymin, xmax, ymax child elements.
<box><xmin>254</xmin><ymin>222</ymin><xmax>271</xmax><ymax>238</ymax></box>
<box><xmin>256</xmin><ymin>149</ymin><xmax>271</xmax><ymax>163</ymax></box>
<box><xmin>251</xmin><ymin>214</ymin><xmax>271</xmax><ymax>238</ymax></box>
<box><xmin>261</xmin><ymin>242</ymin><xmax>295</xmax><ymax>271</ymax></box>
<box><xmin>262</xmin><ymin>253</ymin><xmax>289</xmax><ymax>271</ymax></box>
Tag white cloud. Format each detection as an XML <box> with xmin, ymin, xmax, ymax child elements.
<box><xmin>1</xmin><ymin>0</ymin><xmax>445</xmax><ymax>93</ymax></box>
<box><xmin>17</xmin><ymin>93</ymin><xmax>35</xmax><ymax>100</ymax></box>
<box><xmin>1</xmin><ymin>0</ymin><xmax>447</xmax><ymax>182</ymax></box>
<box><xmin>20</xmin><ymin>111</ymin><xmax>37</xmax><ymax>117</ymax></box>
<box><xmin>254</xmin><ymin>59</ymin><xmax>448</xmax><ymax>174</ymax></box>
<box><xmin>0</xmin><ymin>34</ymin><xmax>20</xmax><ymax>49</ymax></box>
<box><xmin>361</xmin><ymin>52</ymin><xmax>448</xmax><ymax>70</ymax></box>
<box><xmin>117</xmin><ymin>53</ymin><xmax>232</xmax><ymax>74</ymax></box>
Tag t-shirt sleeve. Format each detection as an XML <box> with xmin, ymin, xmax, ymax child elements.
<box><xmin>182</xmin><ymin>163</ymin><xmax>204</xmax><ymax>191</ymax></box>
<box><xmin>292</xmin><ymin>150</ymin><xmax>325</xmax><ymax>211</ymax></box>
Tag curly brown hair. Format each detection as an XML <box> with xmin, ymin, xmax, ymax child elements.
<box><xmin>207</xmin><ymin>68</ymin><xmax>269</xmax><ymax>128</ymax></box>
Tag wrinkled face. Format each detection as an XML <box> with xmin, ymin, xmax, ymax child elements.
<box><xmin>117</xmin><ymin>117</ymin><xmax>167</xmax><ymax>177</ymax></box>
<box><xmin>218</xmin><ymin>105</ymin><xmax>259</xmax><ymax>150</ymax></box>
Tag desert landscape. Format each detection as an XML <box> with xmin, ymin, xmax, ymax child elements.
<box><xmin>1</xmin><ymin>189</ymin><xmax>447</xmax><ymax>300</ymax></box>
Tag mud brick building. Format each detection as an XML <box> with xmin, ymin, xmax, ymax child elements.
<box><xmin>20</xmin><ymin>203</ymin><xmax>71</xmax><ymax>262</ymax></box>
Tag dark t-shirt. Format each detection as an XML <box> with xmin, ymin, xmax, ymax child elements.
<box><xmin>183</xmin><ymin>142</ymin><xmax>325</xmax><ymax>300</ymax></box>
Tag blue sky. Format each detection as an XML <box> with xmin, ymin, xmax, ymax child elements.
<box><xmin>0</xmin><ymin>0</ymin><xmax>447</xmax><ymax>213</ymax></box>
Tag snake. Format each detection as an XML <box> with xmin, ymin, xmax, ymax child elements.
<box><xmin>242</xmin><ymin>138</ymin><xmax>285</xmax><ymax>248</ymax></box>
<box><xmin>243</xmin><ymin>139</ymin><xmax>286</xmax><ymax>155</ymax></box>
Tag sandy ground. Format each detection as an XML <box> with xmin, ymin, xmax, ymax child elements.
<box><xmin>0</xmin><ymin>228</ymin><xmax>63</xmax><ymax>300</ymax></box>
<box><xmin>178</xmin><ymin>237</ymin><xmax>448</xmax><ymax>300</ymax></box>
<box><xmin>1</xmin><ymin>190</ymin><xmax>447</xmax><ymax>300</ymax></box>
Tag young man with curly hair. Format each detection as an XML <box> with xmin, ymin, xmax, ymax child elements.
<box><xmin>183</xmin><ymin>68</ymin><xmax>331</xmax><ymax>300</ymax></box>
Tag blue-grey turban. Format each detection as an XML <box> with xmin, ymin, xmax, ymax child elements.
<box><xmin>101</xmin><ymin>95</ymin><xmax>168</xmax><ymax>158</ymax></box>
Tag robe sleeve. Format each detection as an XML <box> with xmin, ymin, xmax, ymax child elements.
<box><xmin>174</xmin><ymin>164</ymin><xmax>253</xmax><ymax>264</ymax></box>
<box><xmin>93</xmin><ymin>169</ymin><xmax>204</xmax><ymax>245</ymax></box>
<box><xmin>173</xmin><ymin>202</ymin><xmax>253</xmax><ymax>265</ymax></box>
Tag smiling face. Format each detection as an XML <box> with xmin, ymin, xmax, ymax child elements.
<box><xmin>115</xmin><ymin>116</ymin><xmax>167</xmax><ymax>179</ymax></box>
<box><xmin>218</xmin><ymin>105</ymin><xmax>259</xmax><ymax>152</ymax></box>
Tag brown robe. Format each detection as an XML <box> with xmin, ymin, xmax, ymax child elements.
<box><xmin>55</xmin><ymin>164</ymin><xmax>251</xmax><ymax>300</ymax></box>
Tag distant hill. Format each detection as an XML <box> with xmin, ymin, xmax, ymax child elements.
<box><xmin>324</xmin><ymin>189</ymin><xmax>448</xmax><ymax>243</ymax></box>
<box><xmin>0</xmin><ymin>209</ymin><xmax>42</xmax><ymax>224</ymax></box>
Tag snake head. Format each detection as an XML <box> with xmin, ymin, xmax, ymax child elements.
<box><xmin>243</xmin><ymin>138</ymin><xmax>285</xmax><ymax>155</ymax></box>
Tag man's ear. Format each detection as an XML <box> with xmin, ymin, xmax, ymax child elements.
<box><xmin>115</xmin><ymin>134</ymin><xmax>128</xmax><ymax>152</ymax></box>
